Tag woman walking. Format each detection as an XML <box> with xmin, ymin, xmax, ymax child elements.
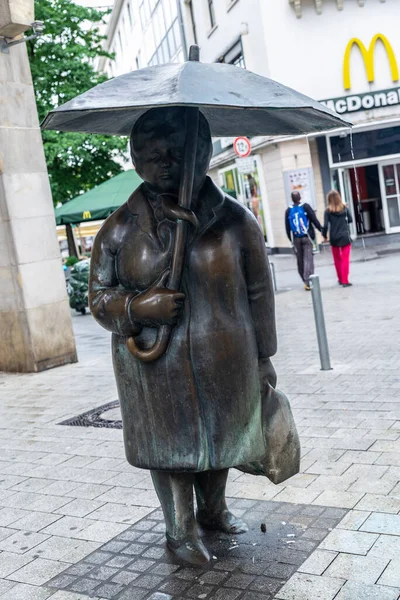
<box><xmin>322</xmin><ymin>190</ymin><xmax>353</xmax><ymax>287</ymax></box>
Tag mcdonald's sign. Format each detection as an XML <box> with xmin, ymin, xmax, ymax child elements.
<box><xmin>343</xmin><ymin>33</ymin><xmax>399</xmax><ymax>90</ymax></box>
<box><xmin>82</xmin><ymin>210</ymin><xmax>92</xmax><ymax>219</ymax></box>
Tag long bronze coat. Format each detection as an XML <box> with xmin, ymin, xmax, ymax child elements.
<box><xmin>89</xmin><ymin>177</ymin><xmax>277</xmax><ymax>472</ymax></box>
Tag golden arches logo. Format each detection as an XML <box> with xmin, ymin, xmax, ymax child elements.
<box><xmin>343</xmin><ymin>33</ymin><xmax>399</xmax><ymax>90</ymax></box>
<box><xmin>82</xmin><ymin>210</ymin><xmax>92</xmax><ymax>219</ymax></box>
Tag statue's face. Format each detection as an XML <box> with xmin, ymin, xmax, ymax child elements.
<box><xmin>131</xmin><ymin>108</ymin><xmax>212</xmax><ymax>196</ymax></box>
<box><xmin>134</xmin><ymin>132</ymin><xmax>185</xmax><ymax>194</ymax></box>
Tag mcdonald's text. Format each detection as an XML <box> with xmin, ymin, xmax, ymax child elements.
<box><xmin>321</xmin><ymin>86</ymin><xmax>400</xmax><ymax>115</ymax></box>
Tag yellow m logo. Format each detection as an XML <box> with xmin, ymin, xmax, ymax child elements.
<box><xmin>82</xmin><ymin>210</ymin><xmax>91</xmax><ymax>219</ymax></box>
<box><xmin>343</xmin><ymin>33</ymin><xmax>399</xmax><ymax>90</ymax></box>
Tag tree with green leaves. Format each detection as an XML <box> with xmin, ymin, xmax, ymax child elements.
<box><xmin>29</xmin><ymin>0</ymin><xmax>127</xmax><ymax>206</ymax></box>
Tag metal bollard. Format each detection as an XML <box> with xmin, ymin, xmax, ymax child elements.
<box><xmin>309</xmin><ymin>275</ymin><xmax>332</xmax><ymax>371</ymax></box>
<box><xmin>269</xmin><ymin>261</ymin><xmax>277</xmax><ymax>293</ymax></box>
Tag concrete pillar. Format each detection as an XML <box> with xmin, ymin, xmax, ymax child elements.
<box><xmin>260</xmin><ymin>138</ymin><xmax>323</xmax><ymax>251</ymax></box>
<box><xmin>0</xmin><ymin>35</ymin><xmax>77</xmax><ymax>371</ymax></box>
<box><xmin>0</xmin><ymin>0</ymin><xmax>34</xmax><ymax>37</ymax></box>
<box><xmin>309</xmin><ymin>138</ymin><xmax>327</xmax><ymax>217</ymax></box>
<box><xmin>260</xmin><ymin>143</ymin><xmax>288</xmax><ymax>250</ymax></box>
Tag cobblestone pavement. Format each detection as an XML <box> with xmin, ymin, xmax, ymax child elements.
<box><xmin>0</xmin><ymin>252</ymin><xmax>399</xmax><ymax>599</ymax></box>
<box><xmin>46</xmin><ymin>501</ymin><xmax>347</xmax><ymax>600</ymax></box>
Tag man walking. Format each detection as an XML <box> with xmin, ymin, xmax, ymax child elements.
<box><xmin>285</xmin><ymin>191</ymin><xmax>322</xmax><ymax>291</ymax></box>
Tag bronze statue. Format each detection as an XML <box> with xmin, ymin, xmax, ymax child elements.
<box><xmin>43</xmin><ymin>44</ymin><xmax>348</xmax><ymax>567</ymax></box>
<box><xmin>89</xmin><ymin>106</ymin><xmax>295</xmax><ymax>565</ymax></box>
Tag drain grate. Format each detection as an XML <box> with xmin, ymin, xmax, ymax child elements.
<box><xmin>59</xmin><ymin>401</ymin><xmax>122</xmax><ymax>429</ymax></box>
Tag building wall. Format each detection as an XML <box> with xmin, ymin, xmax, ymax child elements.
<box><xmin>204</xmin><ymin>1</ymin><xmax>400</xmax><ymax>249</ymax></box>
<box><xmin>210</xmin><ymin>136</ymin><xmax>325</xmax><ymax>251</ymax></box>
<box><xmin>183</xmin><ymin>0</ymin><xmax>400</xmax><ymax>126</ymax></box>
<box><xmin>260</xmin><ymin>144</ymin><xmax>288</xmax><ymax>250</ymax></box>
<box><xmin>181</xmin><ymin>0</ymin><xmax>269</xmax><ymax>76</ymax></box>
<box><xmin>260</xmin><ymin>1</ymin><xmax>400</xmax><ymax>125</ymax></box>
<box><xmin>101</xmin><ymin>0</ymin><xmax>185</xmax><ymax>77</ymax></box>
<box><xmin>0</xmin><ymin>39</ymin><xmax>77</xmax><ymax>372</ymax></box>
<box><xmin>98</xmin><ymin>0</ymin><xmax>400</xmax><ymax>249</ymax></box>
<box><xmin>101</xmin><ymin>0</ymin><xmax>142</xmax><ymax>77</ymax></box>
<box><xmin>260</xmin><ymin>138</ymin><xmax>322</xmax><ymax>250</ymax></box>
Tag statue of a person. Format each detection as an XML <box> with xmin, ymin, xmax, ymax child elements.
<box><xmin>89</xmin><ymin>107</ymin><xmax>279</xmax><ymax>565</ymax></box>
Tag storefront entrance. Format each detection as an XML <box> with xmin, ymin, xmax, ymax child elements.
<box><xmin>328</xmin><ymin>124</ymin><xmax>400</xmax><ymax>238</ymax></box>
<box><xmin>334</xmin><ymin>161</ymin><xmax>400</xmax><ymax>238</ymax></box>
<box><xmin>338</xmin><ymin>164</ymin><xmax>384</xmax><ymax>236</ymax></box>
<box><xmin>380</xmin><ymin>162</ymin><xmax>400</xmax><ymax>233</ymax></box>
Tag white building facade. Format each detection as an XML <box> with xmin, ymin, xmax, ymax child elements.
<box><xmin>181</xmin><ymin>0</ymin><xmax>400</xmax><ymax>250</ymax></box>
<box><xmin>99</xmin><ymin>0</ymin><xmax>186</xmax><ymax>77</ymax></box>
<box><xmin>99</xmin><ymin>0</ymin><xmax>400</xmax><ymax>250</ymax></box>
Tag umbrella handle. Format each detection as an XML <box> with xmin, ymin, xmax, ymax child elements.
<box><xmin>126</xmin><ymin>104</ymin><xmax>199</xmax><ymax>363</ymax></box>
<box><xmin>126</xmin><ymin>324</ymin><xmax>171</xmax><ymax>363</ymax></box>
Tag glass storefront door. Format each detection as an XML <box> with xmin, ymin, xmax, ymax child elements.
<box><xmin>338</xmin><ymin>161</ymin><xmax>400</xmax><ymax>235</ymax></box>
<box><xmin>336</xmin><ymin>168</ymin><xmax>357</xmax><ymax>238</ymax></box>
<box><xmin>219</xmin><ymin>159</ymin><xmax>268</xmax><ymax>241</ymax></box>
<box><xmin>380</xmin><ymin>162</ymin><xmax>400</xmax><ymax>233</ymax></box>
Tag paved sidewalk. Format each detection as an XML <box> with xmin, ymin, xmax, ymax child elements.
<box><xmin>0</xmin><ymin>254</ymin><xmax>399</xmax><ymax>599</ymax></box>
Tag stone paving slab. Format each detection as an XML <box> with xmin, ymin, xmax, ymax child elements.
<box><xmin>46</xmin><ymin>501</ymin><xmax>347</xmax><ymax>600</ymax></box>
<box><xmin>1</xmin><ymin>254</ymin><xmax>400</xmax><ymax>599</ymax></box>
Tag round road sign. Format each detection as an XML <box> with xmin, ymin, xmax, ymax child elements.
<box><xmin>233</xmin><ymin>137</ymin><xmax>251</xmax><ymax>158</ymax></box>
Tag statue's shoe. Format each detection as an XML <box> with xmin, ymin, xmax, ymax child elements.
<box><xmin>197</xmin><ymin>509</ymin><xmax>249</xmax><ymax>534</ymax></box>
<box><xmin>166</xmin><ymin>533</ymin><xmax>210</xmax><ymax>565</ymax></box>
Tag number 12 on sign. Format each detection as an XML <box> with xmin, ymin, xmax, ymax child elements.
<box><xmin>234</xmin><ymin>137</ymin><xmax>251</xmax><ymax>158</ymax></box>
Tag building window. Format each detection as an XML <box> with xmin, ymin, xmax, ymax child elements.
<box><xmin>187</xmin><ymin>0</ymin><xmax>197</xmax><ymax>44</ymax></box>
<box><xmin>136</xmin><ymin>0</ymin><xmax>183</xmax><ymax>68</ymax></box>
<box><xmin>163</xmin><ymin>0</ymin><xmax>173</xmax><ymax>28</ymax></box>
<box><xmin>122</xmin><ymin>16</ymin><xmax>128</xmax><ymax>40</ymax></box>
<box><xmin>139</xmin><ymin>0</ymin><xmax>167</xmax><ymax>28</ymax></box>
<box><xmin>217</xmin><ymin>39</ymin><xmax>245</xmax><ymax>68</ymax></box>
<box><xmin>330</xmin><ymin>126</ymin><xmax>400</xmax><ymax>164</ymax></box>
<box><xmin>139</xmin><ymin>0</ymin><xmax>151</xmax><ymax>28</ymax></box>
<box><xmin>232</xmin><ymin>53</ymin><xmax>245</xmax><ymax>68</ymax></box>
<box><xmin>208</xmin><ymin>0</ymin><xmax>216</xmax><ymax>28</ymax></box>
<box><xmin>127</xmin><ymin>2</ymin><xmax>133</xmax><ymax>27</ymax></box>
<box><xmin>219</xmin><ymin>162</ymin><xmax>267</xmax><ymax>239</ymax></box>
<box><xmin>147</xmin><ymin>0</ymin><xmax>183</xmax><ymax>66</ymax></box>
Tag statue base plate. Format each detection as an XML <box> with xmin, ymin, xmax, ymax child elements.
<box><xmin>47</xmin><ymin>499</ymin><xmax>348</xmax><ymax>600</ymax></box>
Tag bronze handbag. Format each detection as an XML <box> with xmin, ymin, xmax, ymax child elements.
<box><xmin>238</xmin><ymin>387</ymin><xmax>301</xmax><ymax>485</ymax></box>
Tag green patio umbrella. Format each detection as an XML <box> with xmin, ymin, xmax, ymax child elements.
<box><xmin>55</xmin><ymin>169</ymin><xmax>143</xmax><ymax>225</ymax></box>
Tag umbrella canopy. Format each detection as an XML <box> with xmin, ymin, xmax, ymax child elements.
<box><xmin>42</xmin><ymin>61</ymin><xmax>350</xmax><ymax>137</ymax></box>
<box><xmin>54</xmin><ymin>169</ymin><xmax>143</xmax><ymax>225</ymax></box>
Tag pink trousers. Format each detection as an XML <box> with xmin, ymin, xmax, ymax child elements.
<box><xmin>331</xmin><ymin>244</ymin><xmax>351</xmax><ymax>285</ymax></box>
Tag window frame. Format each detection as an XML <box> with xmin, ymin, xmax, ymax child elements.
<box><xmin>208</xmin><ymin>0</ymin><xmax>216</xmax><ymax>28</ymax></box>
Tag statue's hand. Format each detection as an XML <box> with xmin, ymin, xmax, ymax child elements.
<box><xmin>129</xmin><ymin>270</ymin><xmax>185</xmax><ymax>327</ymax></box>
<box><xmin>259</xmin><ymin>357</ymin><xmax>277</xmax><ymax>392</ymax></box>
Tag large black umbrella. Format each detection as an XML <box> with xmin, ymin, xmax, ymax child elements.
<box><xmin>43</xmin><ymin>46</ymin><xmax>350</xmax><ymax>362</ymax></box>
<box><xmin>42</xmin><ymin>47</ymin><xmax>347</xmax><ymax>137</ymax></box>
